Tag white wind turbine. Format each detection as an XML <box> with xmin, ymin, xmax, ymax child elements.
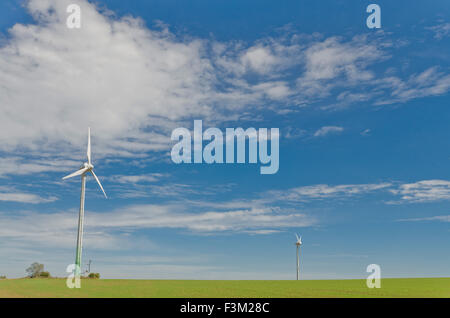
<box><xmin>295</xmin><ymin>234</ymin><xmax>303</xmax><ymax>280</ymax></box>
<box><xmin>62</xmin><ymin>128</ymin><xmax>107</xmax><ymax>277</ymax></box>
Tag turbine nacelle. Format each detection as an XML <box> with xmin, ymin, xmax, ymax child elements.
<box><xmin>82</xmin><ymin>162</ymin><xmax>94</xmax><ymax>170</ymax></box>
<box><xmin>295</xmin><ymin>233</ymin><xmax>302</xmax><ymax>246</ymax></box>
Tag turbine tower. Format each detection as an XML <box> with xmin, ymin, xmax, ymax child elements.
<box><xmin>295</xmin><ymin>234</ymin><xmax>302</xmax><ymax>280</ymax></box>
<box><xmin>62</xmin><ymin>128</ymin><xmax>107</xmax><ymax>277</ymax></box>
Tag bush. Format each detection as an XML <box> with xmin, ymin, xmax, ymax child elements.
<box><xmin>39</xmin><ymin>271</ymin><xmax>50</xmax><ymax>278</ymax></box>
<box><xmin>88</xmin><ymin>273</ymin><xmax>100</xmax><ymax>279</ymax></box>
<box><xmin>0</xmin><ymin>275</ymin><xmax>6</xmax><ymax>279</ymax></box>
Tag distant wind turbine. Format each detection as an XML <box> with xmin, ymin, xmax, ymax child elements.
<box><xmin>62</xmin><ymin>128</ymin><xmax>107</xmax><ymax>277</ymax></box>
<box><xmin>295</xmin><ymin>234</ymin><xmax>302</xmax><ymax>280</ymax></box>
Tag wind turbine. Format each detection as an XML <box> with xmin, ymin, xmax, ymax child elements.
<box><xmin>295</xmin><ymin>234</ymin><xmax>302</xmax><ymax>280</ymax></box>
<box><xmin>62</xmin><ymin>128</ymin><xmax>107</xmax><ymax>277</ymax></box>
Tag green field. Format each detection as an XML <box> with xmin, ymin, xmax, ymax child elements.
<box><xmin>0</xmin><ymin>278</ymin><xmax>448</xmax><ymax>298</ymax></box>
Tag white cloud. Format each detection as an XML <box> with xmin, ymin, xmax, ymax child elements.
<box><xmin>214</xmin><ymin>39</ymin><xmax>302</xmax><ymax>77</ymax></box>
<box><xmin>113</xmin><ymin>182</ymin><xmax>235</xmax><ymax>199</ymax></box>
<box><xmin>241</xmin><ymin>46</ymin><xmax>280</xmax><ymax>74</ymax></box>
<box><xmin>313</xmin><ymin>126</ymin><xmax>344</xmax><ymax>137</ymax></box>
<box><xmin>265</xmin><ymin>183</ymin><xmax>392</xmax><ymax>203</ymax></box>
<box><xmin>0</xmin><ymin>156</ymin><xmax>83</xmax><ymax>178</ymax></box>
<box><xmin>374</xmin><ymin>67</ymin><xmax>450</xmax><ymax>105</ymax></box>
<box><xmin>115</xmin><ymin>179</ymin><xmax>450</xmax><ymax>206</ymax></box>
<box><xmin>283</xmin><ymin>127</ymin><xmax>306</xmax><ymax>139</ymax></box>
<box><xmin>242</xmin><ymin>229</ymin><xmax>282</xmax><ymax>235</ymax></box>
<box><xmin>109</xmin><ymin>173</ymin><xmax>166</xmax><ymax>184</ymax></box>
<box><xmin>87</xmin><ymin>204</ymin><xmax>314</xmax><ymax>233</ymax></box>
<box><xmin>389</xmin><ymin>180</ymin><xmax>450</xmax><ymax>203</ymax></box>
<box><xmin>267</xmin><ymin>180</ymin><xmax>450</xmax><ymax>204</ymax></box>
<box><xmin>302</xmin><ymin>37</ymin><xmax>379</xmax><ymax>81</ymax></box>
<box><xmin>426</xmin><ymin>22</ymin><xmax>450</xmax><ymax>39</ymax></box>
<box><xmin>397</xmin><ymin>215</ymin><xmax>450</xmax><ymax>222</ymax></box>
<box><xmin>297</xmin><ymin>36</ymin><xmax>383</xmax><ymax>98</ymax></box>
<box><xmin>0</xmin><ymin>191</ymin><xmax>56</xmax><ymax>204</ymax></box>
<box><xmin>0</xmin><ymin>201</ymin><xmax>315</xmax><ymax>255</ymax></box>
<box><xmin>251</xmin><ymin>81</ymin><xmax>292</xmax><ymax>99</ymax></box>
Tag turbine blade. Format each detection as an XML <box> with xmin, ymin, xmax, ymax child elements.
<box><xmin>90</xmin><ymin>170</ymin><xmax>107</xmax><ymax>198</ymax></box>
<box><xmin>62</xmin><ymin>167</ymin><xmax>88</xmax><ymax>180</ymax></box>
<box><xmin>87</xmin><ymin>127</ymin><xmax>91</xmax><ymax>165</ymax></box>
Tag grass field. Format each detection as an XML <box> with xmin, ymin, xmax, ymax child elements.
<box><xmin>0</xmin><ymin>278</ymin><xmax>448</xmax><ymax>298</ymax></box>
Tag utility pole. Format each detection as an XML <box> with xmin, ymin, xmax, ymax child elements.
<box><xmin>87</xmin><ymin>259</ymin><xmax>92</xmax><ymax>274</ymax></box>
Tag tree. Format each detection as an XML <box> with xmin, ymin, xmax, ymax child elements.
<box><xmin>26</xmin><ymin>262</ymin><xmax>44</xmax><ymax>278</ymax></box>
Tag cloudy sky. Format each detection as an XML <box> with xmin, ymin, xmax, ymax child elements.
<box><xmin>0</xmin><ymin>0</ymin><xmax>449</xmax><ymax>279</ymax></box>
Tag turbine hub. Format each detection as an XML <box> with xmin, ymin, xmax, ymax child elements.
<box><xmin>83</xmin><ymin>162</ymin><xmax>94</xmax><ymax>170</ymax></box>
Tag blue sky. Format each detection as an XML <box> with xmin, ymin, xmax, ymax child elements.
<box><xmin>0</xmin><ymin>0</ymin><xmax>449</xmax><ymax>279</ymax></box>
